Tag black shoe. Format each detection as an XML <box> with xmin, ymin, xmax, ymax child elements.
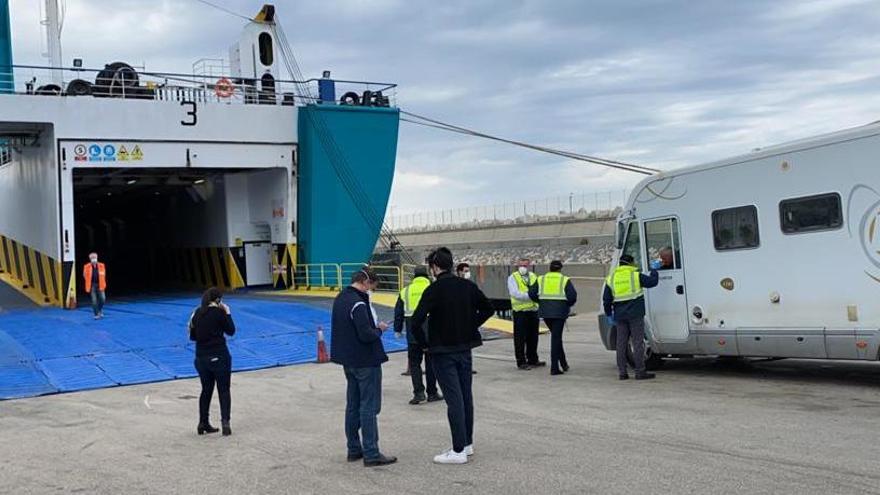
<box><xmin>562</xmin><ymin>364</ymin><xmax>570</xmax><ymax>372</ymax></box>
<box><xmin>517</xmin><ymin>364</ymin><xmax>532</xmax><ymax>370</ymax></box>
<box><xmin>222</xmin><ymin>423</ymin><xmax>232</xmax><ymax>436</ymax></box>
<box><xmin>550</xmin><ymin>370</ymin><xmax>564</xmax><ymax>376</ymax></box>
<box><xmin>529</xmin><ymin>361</ymin><xmax>546</xmax><ymax>367</ymax></box>
<box><xmin>197</xmin><ymin>423</ymin><xmax>219</xmax><ymax>435</ymax></box>
<box><xmin>347</xmin><ymin>453</ymin><xmax>364</xmax><ymax>462</ymax></box>
<box><xmin>472</xmin><ymin>370</ymin><xmax>478</xmax><ymax>375</ymax></box>
<box><xmin>427</xmin><ymin>394</ymin><xmax>444</xmax><ymax>402</ymax></box>
<box><xmin>409</xmin><ymin>395</ymin><xmax>426</xmax><ymax>405</ymax></box>
<box><xmin>401</xmin><ymin>370</ymin><xmax>411</xmax><ymax>376</ymax></box>
<box><xmin>619</xmin><ymin>374</ymin><xmax>629</xmax><ymax>380</ymax></box>
<box><xmin>635</xmin><ymin>372</ymin><xmax>656</xmax><ymax>380</ymax></box>
<box><xmin>364</xmin><ymin>454</ymin><xmax>398</xmax><ymax>467</ymax></box>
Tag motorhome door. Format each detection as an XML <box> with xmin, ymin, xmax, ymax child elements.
<box><xmin>643</xmin><ymin>217</ymin><xmax>689</xmax><ymax>341</ymax></box>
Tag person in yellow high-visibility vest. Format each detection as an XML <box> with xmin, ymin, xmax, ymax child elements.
<box><xmin>507</xmin><ymin>258</ymin><xmax>545</xmax><ymax>370</ymax></box>
<box><xmin>602</xmin><ymin>254</ymin><xmax>660</xmax><ymax>380</ymax></box>
<box><xmin>528</xmin><ymin>260</ymin><xmax>577</xmax><ymax>376</ymax></box>
<box><xmin>394</xmin><ymin>266</ymin><xmax>442</xmax><ymax>405</ymax></box>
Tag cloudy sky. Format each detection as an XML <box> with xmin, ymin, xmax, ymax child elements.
<box><xmin>9</xmin><ymin>0</ymin><xmax>880</xmax><ymax>217</ymax></box>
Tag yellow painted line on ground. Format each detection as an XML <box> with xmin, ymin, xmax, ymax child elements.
<box><xmin>262</xmin><ymin>289</ymin><xmax>518</xmax><ymax>334</ymax></box>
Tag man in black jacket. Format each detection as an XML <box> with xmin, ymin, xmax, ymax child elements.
<box><xmin>330</xmin><ymin>267</ymin><xmax>397</xmax><ymax>467</ymax></box>
<box><xmin>411</xmin><ymin>247</ymin><xmax>494</xmax><ymax>465</ymax></box>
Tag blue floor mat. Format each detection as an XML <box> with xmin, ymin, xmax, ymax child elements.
<box><xmin>0</xmin><ymin>295</ymin><xmax>407</xmax><ymax>400</ymax></box>
<box><xmin>37</xmin><ymin>356</ymin><xmax>118</xmax><ymax>392</ymax></box>
<box><xmin>89</xmin><ymin>352</ymin><xmax>174</xmax><ymax>385</ymax></box>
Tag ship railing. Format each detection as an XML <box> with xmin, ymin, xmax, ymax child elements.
<box><xmin>0</xmin><ymin>65</ymin><xmax>397</xmax><ymax>108</ymax></box>
<box><xmin>340</xmin><ymin>263</ymin><xmax>402</xmax><ymax>293</ymax></box>
<box><xmin>292</xmin><ymin>263</ymin><xmax>402</xmax><ymax>292</ymax></box>
<box><xmin>293</xmin><ymin>264</ymin><xmax>343</xmax><ymax>291</ymax></box>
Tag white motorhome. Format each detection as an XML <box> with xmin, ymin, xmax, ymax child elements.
<box><xmin>598</xmin><ymin>121</ymin><xmax>880</xmax><ymax>367</ymax></box>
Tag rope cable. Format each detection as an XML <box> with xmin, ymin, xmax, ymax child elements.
<box><xmin>401</xmin><ymin>111</ymin><xmax>659</xmax><ymax>175</ymax></box>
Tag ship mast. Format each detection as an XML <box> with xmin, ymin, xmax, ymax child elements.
<box><xmin>42</xmin><ymin>0</ymin><xmax>62</xmax><ymax>84</ymax></box>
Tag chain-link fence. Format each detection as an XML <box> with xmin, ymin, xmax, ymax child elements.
<box><xmin>387</xmin><ymin>189</ymin><xmax>628</xmax><ymax>232</ymax></box>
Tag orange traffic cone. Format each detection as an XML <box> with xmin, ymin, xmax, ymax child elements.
<box><xmin>317</xmin><ymin>325</ymin><xmax>329</xmax><ymax>363</ymax></box>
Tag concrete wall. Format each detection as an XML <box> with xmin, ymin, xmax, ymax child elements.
<box><xmin>0</xmin><ymin>125</ymin><xmax>59</xmax><ymax>256</ymax></box>
<box><xmin>384</xmin><ymin>218</ymin><xmax>617</xmax><ymax>250</ymax></box>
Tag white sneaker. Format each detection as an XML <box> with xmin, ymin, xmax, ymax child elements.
<box><xmin>464</xmin><ymin>444</ymin><xmax>474</xmax><ymax>456</ymax></box>
<box><xmin>433</xmin><ymin>449</ymin><xmax>468</xmax><ymax>464</ymax></box>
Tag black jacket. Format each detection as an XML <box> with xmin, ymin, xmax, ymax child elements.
<box><xmin>528</xmin><ymin>276</ymin><xmax>578</xmax><ymax>320</ymax></box>
<box><xmin>602</xmin><ymin>270</ymin><xmax>659</xmax><ymax>321</ymax></box>
<box><xmin>330</xmin><ymin>286</ymin><xmax>388</xmax><ymax>368</ymax></box>
<box><xmin>189</xmin><ymin>305</ymin><xmax>236</xmax><ymax>355</ymax></box>
<box><xmin>410</xmin><ymin>272</ymin><xmax>494</xmax><ymax>354</ymax></box>
<box><xmin>393</xmin><ymin>298</ymin><xmax>425</xmax><ymax>345</ymax></box>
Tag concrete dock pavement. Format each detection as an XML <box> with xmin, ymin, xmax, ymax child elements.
<box><xmin>3</xmin><ymin>314</ymin><xmax>880</xmax><ymax>494</ymax></box>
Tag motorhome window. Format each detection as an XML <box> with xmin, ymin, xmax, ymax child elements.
<box><xmin>712</xmin><ymin>206</ymin><xmax>759</xmax><ymax>250</ymax></box>
<box><xmin>621</xmin><ymin>222</ymin><xmax>642</xmax><ymax>268</ymax></box>
<box><xmin>779</xmin><ymin>193</ymin><xmax>842</xmax><ymax>234</ymax></box>
<box><xmin>644</xmin><ymin>218</ymin><xmax>682</xmax><ymax>269</ymax></box>
<box><xmin>258</xmin><ymin>33</ymin><xmax>274</xmax><ymax>66</ymax></box>
<box><xmin>616</xmin><ymin>221</ymin><xmax>626</xmax><ymax>249</ymax></box>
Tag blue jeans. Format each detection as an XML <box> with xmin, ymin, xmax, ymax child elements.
<box><xmin>343</xmin><ymin>366</ymin><xmax>382</xmax><ymax>460</ymax></box>
<box><xmin>90</xmin><ymin>290</ymin><xmax>105</xmax><ymax>316</ymax></box>
<box><xmin>432</xmin><ymin>351</ymin><xmax>474</xmax><ymax>453</ymax></box>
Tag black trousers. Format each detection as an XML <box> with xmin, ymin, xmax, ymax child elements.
<box><xmin>194</xmin><ymin>349</ymin><xmax>232</xmax><ymax>425</ymax></box>
<box><xmin>432</xmin><ymin>351</ymin><xmax>474</xmax><ymax>453</ymax></box>
<box><xmin>407</xmin><ymin>344</ymin><xmax>438</xmax><ymax>397</ymax></box>
<box><xmin>512</xmin><ymin>311</ymin><xmax>540</xmax><ymax>365</ymax></box>
<box><xmin>544</xmin><ymin>318</ymin><xmax>568</xmax><ymax>373</ymax></box>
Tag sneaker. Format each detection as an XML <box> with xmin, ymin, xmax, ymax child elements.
<box><xmin>433</xmin><ymin>449</ymin><xmax>468</xmax><ymax>464</ymax></box>
<box><xmin>463</xmin><ymin>444</ymin><xmax>474</xmax><ymax>456</ymax></box>
<box><xmin>409</xmin><ymin>395</ymin><xmax>426</xmax><ymax>405</ymax></box>
<box><xmin>635</xmin><ymin>372</ymin><xmax>656</xmax><ymax>380</ymax></box>
<box><xmin>426</xmin><ymin>394</ymin><xmax>444</xmax><ymax>402</ymax></box>
<box><xmin>93</xmin><ymin>315</ymin><xmax>100</xmax><ymax>320</ymax></box>
<box><xmin>364</xmin><ymin>454</ymin><xmax>398</xmax><ymax>467</ymax></box>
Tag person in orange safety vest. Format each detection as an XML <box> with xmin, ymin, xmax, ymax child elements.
<box><xmin>83</xmin><ymin>252</ymin><xmax>107</xmax><ymax>319</ymax></box>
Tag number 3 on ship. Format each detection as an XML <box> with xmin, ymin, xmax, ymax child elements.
<box><xmin>181</xmin><ymin>100</ymin><xmax>197</xmax><ymax>126</ymax></box>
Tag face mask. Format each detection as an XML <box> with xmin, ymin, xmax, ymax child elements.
<box><xmin>90</xmin><ymin>258</ymin><xmax>97</xmax><ymax>263</ymax></box>
<box><xmin>462</xmin><ymin>271</ymin><xmax>471</xmax><ymax>280</ymax></box>
<box><xmin>518</xmin><ymin>266</ymin><xmax>528</xmax><ymax>275</ymax></box>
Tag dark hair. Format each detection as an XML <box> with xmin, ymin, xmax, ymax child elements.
<box><xmin>413</xmin><ymin>265</ymin><xmax>429</xmax><ymax>277</ymax></box>
<box><xmin>619</xmin><ymin>254</ymin><xmax>634</xmax><ymax>265</ymax></box>
<box><xmin>456</xmin><ymin>262</ymin><xmax>470</xmax><ymax>273</ymax></box>
<box><xmin>196</xmin><ymin>287</ymin><xmax>223</xmax><ymax>318</ymax></box>
<box><xmin>351</xmin><ymin>266</ymin><xmax>379</xmax><ymax>284</ymax></box>
<box><xmin>426</xmin><ymin>247</ymin><xmax>454</xmax><ymax>271</ymax></box>
<box><xmin>549</xmin><ymin>260</ymin><xmax>563</xmax><ymax>272</ymax></box>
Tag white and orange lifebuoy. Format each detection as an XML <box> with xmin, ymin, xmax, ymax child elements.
<box><xmin>214</xmin><ymin>77</ymin><xmax>235</xmax><ymax>98</ymax></box>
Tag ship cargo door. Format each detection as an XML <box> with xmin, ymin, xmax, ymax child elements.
<box><xmin>643</xmin><ymin>217</ymin><xmax>689</xmax><ymax>342</ymax></box>
<box><xmin>72</xmin><ymin>167</ymin><xmax>247</xmax><ymax>296</ymax></box>
<box><xmin>244</xmin><ymin>242</ymin><xmax>273</xmax><ymax>286</ymax></box>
